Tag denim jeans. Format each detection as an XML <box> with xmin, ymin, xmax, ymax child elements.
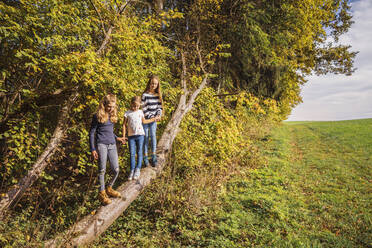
<box><xmin>143</xmin><ymin>121</ymin><xmax>157</xmax><ymax>156</ymax></box>
<box><xmin>97</xmin><ymin>143</ymin><xmax>119</xmax><ymax>192</ymax></box>
<box><xmin>128</xmin><ymin>135</ymin><xmax>144</xmax><ymax>171</ymax></box>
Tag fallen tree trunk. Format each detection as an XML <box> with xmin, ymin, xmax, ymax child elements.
<box><xmin>45</xmin><ymin>76</ymin><xmax>208</xmax><ymax>247</ymax></box>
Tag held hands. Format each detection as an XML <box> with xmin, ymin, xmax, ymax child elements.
<box><xmin>154</xmin><ymin>116</ymin><xmax>161</xmax><ymax>122</ymax></box>
<box><xmin>117</xmin><ymin>136</ymin><xmax>127</xmax><ymax>145</ymax></box>
<box><xmin>92</xmin><ymin>150</ymin><xmax>99</xmax><ymax>160</ymax></box>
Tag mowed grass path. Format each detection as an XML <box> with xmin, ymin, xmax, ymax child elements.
<box><xmin>210</xmin><ymin>119</ymin><xmax>372</xmax><ymax>247</ymax></box>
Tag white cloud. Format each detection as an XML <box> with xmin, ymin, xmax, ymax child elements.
<box><xmin>288</xmin><ymin>0</ymin><xmax>372</xmax><ymax>121</ymax></box>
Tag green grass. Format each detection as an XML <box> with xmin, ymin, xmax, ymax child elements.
<box><xmin>206</xmin><ymin>118</ymin><xmax>372</xmax><ymax>247</ymax></box>
<box><xmin>91</xmin><ymin>118</ymin><xmax>372</xmax><ymax>247</ymax></box>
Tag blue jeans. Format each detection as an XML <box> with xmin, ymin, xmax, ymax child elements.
<box><xmin>97</xmin><ymin>143</ymin><xmax>119</xmax><ymax>192</ymax></box>
<box><xmin>143</xmin><ymin>121</ymin><xmax>157</xmax><ymax>156</ymax></box>
<box><xmin>128</xmin><ymin>135</ymin><xmax>144</xmax><ymax>171</ymax></box>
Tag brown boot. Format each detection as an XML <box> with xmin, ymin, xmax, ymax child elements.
<box><xmin>106</xmin><ymin>186</ymin><xmax>121</xmax><ymax>198</ymax></box>
<box><xmin>99</xmin><ymin>190</ymin><xmax>112</xmax><ymax>205</ymax></box>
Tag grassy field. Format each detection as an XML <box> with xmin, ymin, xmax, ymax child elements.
<box><xmin>206</xmin><ymin>118</ymin><xmax>372</xmax><ymax>247</ymax></box>
<box><xmin>92</xmin><ymin>119</ymin><xmax>372</xmax><ymax>247</ymax></box>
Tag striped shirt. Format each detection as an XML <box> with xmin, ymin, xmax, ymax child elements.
<box><xmin>141</xmin><ymin>92</ymin><xmax>162</xmax><ymax>119</ymax></box>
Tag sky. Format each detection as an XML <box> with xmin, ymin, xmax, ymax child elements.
<box><xmin>287</xmin><ymin>0</ymin><xmax>372</xmax><ymax>121</ymax></box>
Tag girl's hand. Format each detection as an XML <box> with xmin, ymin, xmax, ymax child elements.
<box><xmin>117</xmin><ymin>137</ymin><xmax>127</xmax><ymax>144</ymax></box>
<box><xmin>92</xmin><ymin>150</ymin><xmax>99</xmax><ymax>160</ymax></box>
<box><xmin>155</xmin><ymin>116</ymin><xmax>161</xmax><ymax>122</ymax></box>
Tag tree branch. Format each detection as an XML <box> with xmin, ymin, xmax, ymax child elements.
<box><xmin>118</xmin><ymin>0</ymin><xmax>132</xmax><ymax>15</ymax></box>
<box><xmin>180</xmin><ymin>52</ymin><xmax>188</xmax><ymax>93</ymax></box>
<box><xmin>185</xmin><ymin>75</ymin><xmax>208</xmax><ymax>112</ymax></box>
<box><xmin>196</xmin><ymin>23</ymin><xmax>207</xmax><ymax>74</ymax></box>
<box><xmin>89</xmin><ymin>0</ymin><xmax>107</xmax><ymax>36</ymax></box>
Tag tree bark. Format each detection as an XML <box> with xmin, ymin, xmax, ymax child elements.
<box><xmin>45</xmin><ymin>76</ymin><xmax>208</xmax><ymax>247</ymax></box>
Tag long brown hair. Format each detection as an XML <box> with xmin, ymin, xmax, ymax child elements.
<box><xmin>97</xmin><ymin>94</ymin><xmax>118</xmax><ymax>123</ymax></box>
<box><xmin>143</xmin><ymin>74</ymin><xmax>163</xmax><ymax>104</ymax></box>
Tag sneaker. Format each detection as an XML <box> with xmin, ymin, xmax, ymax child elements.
<box><xmin>151</xmin><ymin>154</ymin><xmax>157</xmax><ymax>167</ymax></box>
<box><xmin>133</xmin><ymin>168</ymin><xmax>141</xmax><ymax>180</ymax></box>
<box><xmin>128</xmin><ymin>170</ymin><xmax>134</xmax><ymax>180</ymax></box>
<box><xmin>143</xmin><ymin>156</ymin><xmax>150</xmax><ymax>167</ymax></box>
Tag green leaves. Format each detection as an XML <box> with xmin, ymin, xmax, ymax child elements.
<box><xmin>1</xmin><ymin>113</ymin><xmax>50</xmax><ymax>185</ymax></box>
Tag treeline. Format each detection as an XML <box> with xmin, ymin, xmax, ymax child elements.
<box><xmin>0</xmin><ymin>0</ymin><xmax>355</xmax><ymax>246</ymax></box>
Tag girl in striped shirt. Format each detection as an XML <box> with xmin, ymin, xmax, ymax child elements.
<box><xmin>141</xmin><ymin>74</ymin><xmax>163</xmax><ymax>166</ymax></box>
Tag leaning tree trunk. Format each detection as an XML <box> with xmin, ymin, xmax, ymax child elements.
<box><xmin>0</xmin><ymin>91</ymin><xmax>79</xmax><ymax>214</ymax></box>
<box><xmin>45</xmin><ymin>76</ymin><xmax>208</xmax><ymax>248</ymax></box>
<box><xmin>0</xmin><ymin>1</ymin><xmax>133</xmax><ymax>216</ymax></box>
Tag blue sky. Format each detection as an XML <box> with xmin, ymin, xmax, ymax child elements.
<box><xmin>287</xmin><ymin>0</ymin><xmax>372</xmax><ymax>121</ymax></box>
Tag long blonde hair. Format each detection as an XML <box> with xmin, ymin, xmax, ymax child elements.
<box><xmin>97</xmin><ymin>94</ymin><xmax>118</xmax><ymax>123</ymax></box>
<box><xmin>143</xmin><ymin>74</ymin><xmax>163</xmax><ymax>104</ymax></box>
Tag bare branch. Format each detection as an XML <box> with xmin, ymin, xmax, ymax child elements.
<box><xmin>96</xmin><ymin>26</ymin><xmax>113</xmax><ymax>56</ymax></box>
<box><xmin>195</xmin><ymin>22</ymin><xmax>207</xmax><ymax>74</ymax></box>
<box><xmin>118</xmin><ymin>0</ymin><xmax>132</xmax><ymax>15</ymax></box>
<box><xmin>89</xmin><ymin>0</ymin><xmax>107</xmax><ymax>36</ymax></box>
<box><xmin>185</xmin><ymin>75</ymin><xmax>208</xmax><ymax>112</ymax></box>
<box><xmin>180</xmin><ymin>52</ymin><xmax>188</xmax><ymax>93</ymax></box>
